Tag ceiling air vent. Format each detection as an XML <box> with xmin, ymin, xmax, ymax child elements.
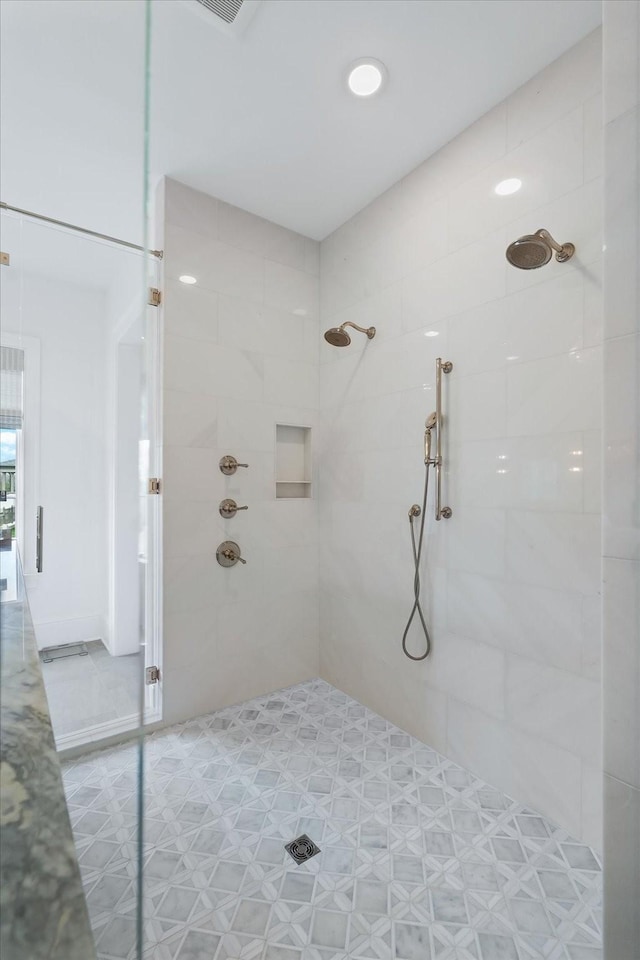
<box><xmin>195</xmin><ymin>0</ymin><xmax>243</xmax><ymax>24</ymax></box>
<box><xmin>184</xmin><ymin>0</ymin><xmax>262</xmax><ymax>37</ymax></box>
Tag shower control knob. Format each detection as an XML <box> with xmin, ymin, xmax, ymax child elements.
<box><xmin>216</xmin><ymin>541</ymin><xmax>246</xmax><ymax>567</ymax></box>
<box><xmin>219</xmin><ymin>455</ymin><xmax>249</xmax><ymax>475</ymax></box>
<box><xmin>219</xmin><ymin>499</ymin><xmax>248</xmax><ymax>519</ymax></box>
<box><xmin>440</xmin><ymin>506</ymin><xmax>453</xmax><ymax>519</ymax></box>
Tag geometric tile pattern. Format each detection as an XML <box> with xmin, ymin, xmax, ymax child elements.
<box><xmin>61</xmin><ymin>679</ymin><xmax>603</xmax><ymax>960</ymax></box>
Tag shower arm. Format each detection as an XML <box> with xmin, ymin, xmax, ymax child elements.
<box><xmin>535</xmin><ymin>229</ymin><xmax>564</xmax><ymax>254</ymax></box>
<box><xmin>340</xmin><ymin>321</ymin><xmax>376</xmax><ymax>339</ymax></box>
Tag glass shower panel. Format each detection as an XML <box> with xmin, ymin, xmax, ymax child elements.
<box><xmin>0</xmin><ymin>208</ymin><xmax>153</xmax><ymax>959</ymax></box>
<box><xmin>137</xmin><ymin>255</ymin><xmax>163</xmax><ymax>728</ymax></box>
<box><xmin>0</xmin><ymin>2</ymin><xmax>153</xmax><ymax>955</ymax></box>
<box><xmin>0</xmin><ymin>213</ymin><xmax>148</xmax><ymax>740</ymax></box>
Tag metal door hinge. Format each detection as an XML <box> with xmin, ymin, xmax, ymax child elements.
<box><xmin>148</xmin><ymin>477</ymin><xmax>161</xmax><ymax>495</ymax></box>
<box><xmin>0</xmin><ymin>252</ymin><xmax>10</xmax><ymax>266</ymax></box>
<box><xmin>148</xmin><ymin>287</ymin><xmax>162</xmax><ymax>306</ymax></box>
<box><xmin>146</xmin><ymin>665</ymin><xmax>161</xmax><ymax>684</ymax></box>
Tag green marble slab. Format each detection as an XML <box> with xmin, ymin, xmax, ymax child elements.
<box><xmin>0</xmin><ymin>581</ymin><xmax>96</xmax><ymax>960</ymax></box>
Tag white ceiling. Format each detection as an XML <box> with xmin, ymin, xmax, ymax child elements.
<box><xmin>1</xmin><ymin>0</ymin><xmax>601</xmax><ymax>248</ymax></box>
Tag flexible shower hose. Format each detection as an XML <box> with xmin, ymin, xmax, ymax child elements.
<box><xmin>401</xmin><ymin>463</ymin><xmax>432</xmax><ymax>660</ymax></box>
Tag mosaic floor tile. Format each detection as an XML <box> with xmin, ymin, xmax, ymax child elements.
<box><xmin>62</xmin><ymin>679</ymin><xmax>603</xmax><ymax>960</ymax></box>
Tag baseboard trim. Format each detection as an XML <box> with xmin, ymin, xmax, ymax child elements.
<box><xmin>34</xmin><ymin>613</ymin><xmax>108</xmax><ymax>651</ymax></box>
<box><xmin>55</xmin><ymin>712</ymin><xmax>140</xmax><ymax>752</ymax></box>
<box><xmin>55</xmin><ymin>705</ymin><xmax>164</xmax><ymax>757</ymax></box>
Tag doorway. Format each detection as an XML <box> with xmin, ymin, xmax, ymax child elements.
<box><xmin>0</xmin><ymin>427</ymin><xmax>18</xmax><ymax>600</ymax></box>
<box><xmin>0</xmin><ymin>210</ymin><xmax>162</xmax><ymax>748</ymax></box>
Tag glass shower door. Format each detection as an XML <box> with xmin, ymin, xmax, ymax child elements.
<box><xmin>139</xmin><ymin>261</ymin><xmax>163</xmax><ymax>726</ymax></box>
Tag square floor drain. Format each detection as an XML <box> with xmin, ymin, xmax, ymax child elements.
<box><xmin>40</xmin><ymin>642</ymin><xmax>89</xmax><ymax>663</ymax></box>
<box><xmin>284</xmin><ymin>834</ymin><xmax>321</xmax><ymax>865</ymax></box>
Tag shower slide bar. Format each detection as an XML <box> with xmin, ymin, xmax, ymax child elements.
<box><xmin>433</xmin><ymin>357</ymin><xmax>452</xmax><ymax>521</ymax></box>
<box><xmin>401</xmin><ymin>356</ymin><xmax>453</xmax><ymax>660</ymax></box>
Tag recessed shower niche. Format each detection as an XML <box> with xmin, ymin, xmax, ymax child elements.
<box><xmin>275</xmin><ymin>424</ymin><xmax>312</xmax><ymax>499</ymax></box>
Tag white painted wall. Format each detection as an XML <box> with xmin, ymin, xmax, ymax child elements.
<box><xmin>0</xmin><ymin>271</ymin><xmax>110</xmax><ymax>649</ymax></box>
<box><xmin>159</xmin><ymin>178</ymin><xmax>320</xmax><ymax>725</ymax></box>
<box><xmin>602</xmin><ymin>1</ymin><xmax>640</xmax><ymax>953</ymax></box>
<box><xmin>318</xmin><ymin>31</ymin><xmax>603</xmax><ymax>847</ymax></box>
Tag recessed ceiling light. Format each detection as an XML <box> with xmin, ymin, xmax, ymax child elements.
<box><xmin>347</xmin><ymin>58</ymin><xmax>387</xmax><ymax>97</ymax></box>
<box><xmin>494</xmin><ymin>178</ymin><xmax>522</xmax><ymax>196</ymax></box>
<box><xmin>424</xmin><ymin>330</ymin><xmax>439</xmax><ymax>337</ymax></box>
<box><xmin>179</xmin><ymin>274</ymin><xmax>197</xmax><ymax>284</ymax></box>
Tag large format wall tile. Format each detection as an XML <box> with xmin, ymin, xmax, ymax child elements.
<box><xmin>603</xmin><ymin>0</ymin><xmax>640</xmax><ymax>123</ymax></box>
<box><xmin>600</xmin><ymin>5</ymin><xmax>638</xmax><ymax>952</ymax></box>
<box><xmin>319</xmin><ymin>31</ymin><xmax>603</xmax><ymax>846</ymax></box>
<box><xmin>603</xmin><ymin>775</ymin><xmax>640</xmax><ymax>955</ymax></box>
<box><xmin>507</xmin><ymin>28</ymin><xmax>602</xmax><ymax>148</ymax></box>
<box><xmin>603</xmin><ymin>557</ymin><xmax>640</xmax><ymax>789</ymax></box>
<box><xmin>604</xmin><ymin>106</ymin><xmax>639</xmax><ymax>340</ymax></box>
<box><xmin>603</xmin><ymin>333</ymin><xmax>640</xmax><ymax>561</ymax></box>
<box><xmin>160</xmin><ymin>178</ymin><xmax>320</xmax><ymax>725</ymax></box>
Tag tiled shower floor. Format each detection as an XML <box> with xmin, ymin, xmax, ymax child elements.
<box><xmin>62</xmin><ymin>679</ymin><xmax>603</xmax><ymax>960</ymax></box>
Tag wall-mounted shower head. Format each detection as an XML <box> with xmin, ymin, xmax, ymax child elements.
<box><xmin>506</xmin><ymin>229</ymin><xmax>575</xmax><ymax>269</ymax></box>
<box><xmin>323</xmin><ymin>321</ymin><xmax>376</xmax><ymax>346</ymax></box>
<box><xmin>425</xmin><ymin>412</ymin><xmax>437</xmax><ymax>430</ymax></box>
<box><xmin>324</xmin><ymin>326</ymin><xmax>352</xmax><ymax>347</ymax></box>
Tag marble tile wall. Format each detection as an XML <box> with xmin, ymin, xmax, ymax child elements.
<box><xmin>318</xmin><ymin>31</ymin><xmax>603</xmax><ymax>848</ymax></box>
<box><xmin>602</xmin><ymin>2</ymin><xmax>640</xmax><ymax>955</ymax></box>
<box><xmin>159</xmin><ymin>178</ymin><xmax>320</xmax><ymax>725</ymax></box>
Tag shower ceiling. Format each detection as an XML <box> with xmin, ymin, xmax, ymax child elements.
<box><xmin>0</xmin><ymin>0</ymin><xmax>601</xmax><ymax>244</ymax></box>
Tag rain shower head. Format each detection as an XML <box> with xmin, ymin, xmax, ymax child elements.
<box><xmin>323</xmin><ymin>321</ymin><xmax>376</xmax><ymax>346</ymax></box>
<box><xmin>506</xmin><ymin>229</ymin><xmax>575</xmax><ymax>269</ymax></box>
<box><xmin>324</xmin><ymin>326</ymin><xmax>352</xmax><ymax>347</ymax></box>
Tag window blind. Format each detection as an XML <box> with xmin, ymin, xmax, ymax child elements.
<box><xmin>0</xmin><ymin>345</ymin><xmax>24</xmax><ymax>429</ymax></box>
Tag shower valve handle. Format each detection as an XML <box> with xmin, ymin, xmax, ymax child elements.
<box><xmin>219</xmin><ymin>455</ymin><xmax>249</xmax><ymax>475</ymax></box>
<box><xmin>224</xmin><ymin>549</ymin><xmax>246</xmax><ymax>564</ymax></box>
<box><xmin>216</xmin><ymin>541</ymin><xmax>246</xmax><ymax>566</ymax></box>
<box><xmin>219</xmin><ymin>499</ymin><xmax>249</xmax><ymax>519</ymax></box>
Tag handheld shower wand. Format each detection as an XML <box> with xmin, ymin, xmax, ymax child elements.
<box><xmin>424</xmin><ymin>412</ymin><xmax>437</xmax><ymax>463</ymax></box>
<box><xmin>403</xmin><ymin>413</ymin><xmax>437</xmax><ymax>661</ymax></box>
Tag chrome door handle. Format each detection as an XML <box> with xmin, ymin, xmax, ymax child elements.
<box><xmin>36</xmin><ymin>505</ymin><xmax>43</xmax><ymax>572</ymax></box>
